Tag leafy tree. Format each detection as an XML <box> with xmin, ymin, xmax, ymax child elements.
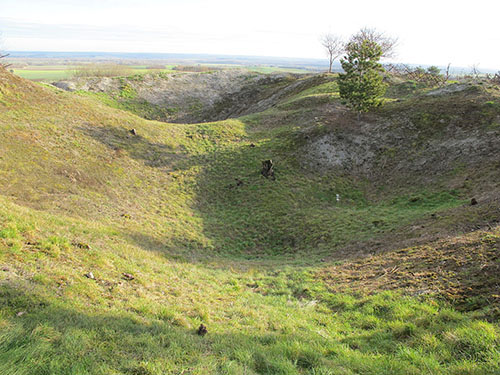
<box><xmin>427</xmin><ymin>66</ymin><xmax>441</xmax><ymax>76</ymax></box>
<box><xmin>414</xmin><ymin>66</ymin><xmax>426</xmax><ymax>75</ymax></box>
<box><xmin>338</xmin><ymin>39</ymin><xmax>387</xmax><ymax>116</ymax></box>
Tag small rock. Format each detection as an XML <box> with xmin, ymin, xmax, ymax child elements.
<box><xmin>2</xmin><ymin>267</ymin><xmax>9</xmax><ymax>272</ymax></box>
<box><xmin>84</xmin><ymin>272</ymin><xmax>95</xmax><ymax>280</ymax></box>
<box><xmin>470</xmin><ymin>198</ymin><xmax>478</xmax><ymax>206</ymax></box>
<box><xmin>122</xmin><ymin>273</ymin><xmax>134</xmax><ymax>281</ymax></box>
<box><xmin>197</xmin><ymin>324</ymin><xmax>208</xmax><ymax>336</ymax></box>
<box><xmin>74</xmin><ymin>242</ymin><xmax>91</xmax><ymax>250</ymax></box>
<box><xmin>16</xmin><ymin>311</ymin><xmax>26</xmax><ymax>317</ymax></box>
<box><xmin>129</xmin><ymin>129</ymin><xmax>137</xmax><ymax>136</ymax></box>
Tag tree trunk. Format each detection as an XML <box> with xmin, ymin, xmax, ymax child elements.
<box><xmin>261</xmin><ymin>160</ymin><xmax>275</xmax><ymax>180</ymax></box>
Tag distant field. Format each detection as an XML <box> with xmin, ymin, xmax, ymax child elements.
<box><xmin>12</xmin><ymin>65</ymin><xmax>177</xmax><ymax>81</ymax></box>
<box><xmin>193</xmin><ymin>64</ymin><xmax>314</xmax><ymax>74</ymax></box>
<box><xmin>247</xmin><ymin>65</ymin><xmax>314</xmax><ymax>74</ymax></box>
<box><xmin>11</xmin><ymin>63</ymin><xmax>312</xmax><ymax>81</ymax></box>
<box><xmin>13</xmin><ymin>69</ymin><xmax>74</xmax><ymax>81</ymax></box>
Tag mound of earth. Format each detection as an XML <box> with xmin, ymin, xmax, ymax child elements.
<box><xmin>53</xmin><ymin>70</ymin><xmax>309</xmax><ymax>123</ymax></box>
<box><xmin>320</xmin><ymin>226</ymin><xmax>500</xmax><ymax>315</ymax></box>
<box><xmin>301</xmin><ymin>85</ymin><xmax>500</xmax><ymax>191</ymax></box>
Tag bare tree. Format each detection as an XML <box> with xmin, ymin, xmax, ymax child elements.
<box><xmin>469</xmin><ymin>64</ymin><xmax>481</xmax><ymax>81</ymax></box>
<box><xmin>348</xmin><ymin>27</ymin><xmax>398</xmax><ymax>59</ymax></box>
<box><xmin>489</xmin><ymin>71</ymin><xmax>500</xmax><ymax>85</ymax></box>
<box><xmin>0</xmin><ymin>53</ymin><xmax>10</xmax><ymax>69</ymax></box>
<box><xmin>443</xmin><ymin>63</ymin><xmax>451</xmax><ymax>85</ymax></box>
<box><xmin>383</xmin><ymin>63</ymin><xmax>450</xmax><ymax>86</ymax></box>
<box><xmin>320</xmin><ymin>33</ymin><xmax>344</xmax><ymax>73</ymax></box>
<box><xmin>0</xmin><ymin>32</ymin><xmax>10</xmax><ymax>69</ymax></box>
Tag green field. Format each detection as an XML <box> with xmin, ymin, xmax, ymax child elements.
<box><xmin>0</xmin><ymin>68</ymin><xmax>499</xmax><ymax>374</ymax></box>
<box><xmin>12</xmin><ymin>64</ymin><xmax>177</xmax><ymax>81</ymax></box>
<box><xmin>13</xmin><ymin>69</ymin><xmax>74</xmax><ymax>80</ymax></box>
<box><xmin>11</xmin><ymin>63</ymin><xmax>312</xmax><ymax>81</ymax></box>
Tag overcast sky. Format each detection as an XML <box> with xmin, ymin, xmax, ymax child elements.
<box><xmin>1</xmin><ymin>0</ymin><xmax>499</xmax><ymax>70</ymax></box>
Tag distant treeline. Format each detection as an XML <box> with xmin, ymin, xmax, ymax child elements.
<box><xmin>172</xmin><ymin>65</ymin><xmax>223</xmax><ymax>72</ymax></box>
<box><xmin>72</xmin><ymin>64</ymin><xmax>135</xmax><ymax>77</ymax></box>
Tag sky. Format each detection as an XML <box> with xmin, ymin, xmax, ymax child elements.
<box><xmin>1</xmin><ymin>0</ymin><xmax>499</xmax><ymax>70</ymax></box>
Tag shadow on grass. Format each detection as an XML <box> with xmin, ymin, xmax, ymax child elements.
<box><xmin>1</xmin><ymin>284</ymin><xmax>499</xmax><ymax>375</ymax></box>
<box><xmin>78</xmin><ymin>125</ymin><xmax>186</xmax><ymax>169</ymax></box>
<box><xmin>0</xmin><ymin>284</ymin><xmax>341</xmax><ymax>375</ymax></box>
<box><xmin>0</xmin><ymin>284</ymin><xmax>207</xmax><ymax>374</ymax></box>
<box><xmin>78</xmin><ymin>118</ymin><xmax>494</xmax><ymax>266</ymax></box>
<box><xmin>122</xmin><ymin>229</ymin><xmax>218</xmax><ymax>264</ymax></box>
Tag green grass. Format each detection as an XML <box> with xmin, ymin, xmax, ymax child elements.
<box><xmin>1</xmin><ymin>210</ymin><xmax>499</xmax><ymax>374</ymax></box>
<box><xmin>75</xmin><ymin>90</ymin><xmax>177</xmax><ymax>122</ymax></box>
<box><xmin>12</xmin><ymin>66</ymin><xmax>177</xmax><ymax>81</ymax></box>
<box><xmin>0</xmin><ymin>69</ymin><xmax>499</xmax><ymax>374</ymax></box>
<box><xmin>1</xmin><ymin>196</ymin><xmax>499</xmax><ymax>374</ymax></box>
<box><xmin>13</xmin><ymin>69</ymin><xmax>74</xmax><ymax>81</ymax></box>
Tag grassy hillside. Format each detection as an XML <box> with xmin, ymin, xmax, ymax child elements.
<box><xmin>0</xmin><ymin>68</ymin><xmax>499</xmax><ymax>374</ymax></box>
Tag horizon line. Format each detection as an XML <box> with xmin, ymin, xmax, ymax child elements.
<box><xmin>5</xmin><ymin>50</ymin><xmax>498</xmax><ymax>72</ymax></box>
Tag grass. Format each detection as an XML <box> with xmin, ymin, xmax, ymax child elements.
<box><xmin>1</xmin><ymin>279</ymin><xmax>499</xmax><ymax>374</ymax></box>
<box><xmin>13</xmin><ymin>69</ymin><xmax>75</xmax><ymax>81</ymax></box>
<box><xmin>1</xmin><ymin>195</ymin><xmax>499</xmax><ymax>374</ymax></box>
<box><xmin>75</xmin><ymin>90</ymin><xmax>177</xmax><ymax>122</ymax></box>
<box><xmin>1</xmin><ymin>209</ymin><xmax>499</xmax><ymax>375</ymax></box>
<box><xmin>0</xmin><ymin>68</ymin><xmax>499</xmax><ymax>374</ymax></box>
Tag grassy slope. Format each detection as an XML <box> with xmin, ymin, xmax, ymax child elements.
<box><xmin>0</xmin><ymin>69</ymin><xmax>499</xmax><ymax>374</ymax></box>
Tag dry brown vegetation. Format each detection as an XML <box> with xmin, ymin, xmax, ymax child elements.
<box><xmin>319</xmin><ymin>226</ymin><xmax>500</xmax><ymax>316</ymax></box>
